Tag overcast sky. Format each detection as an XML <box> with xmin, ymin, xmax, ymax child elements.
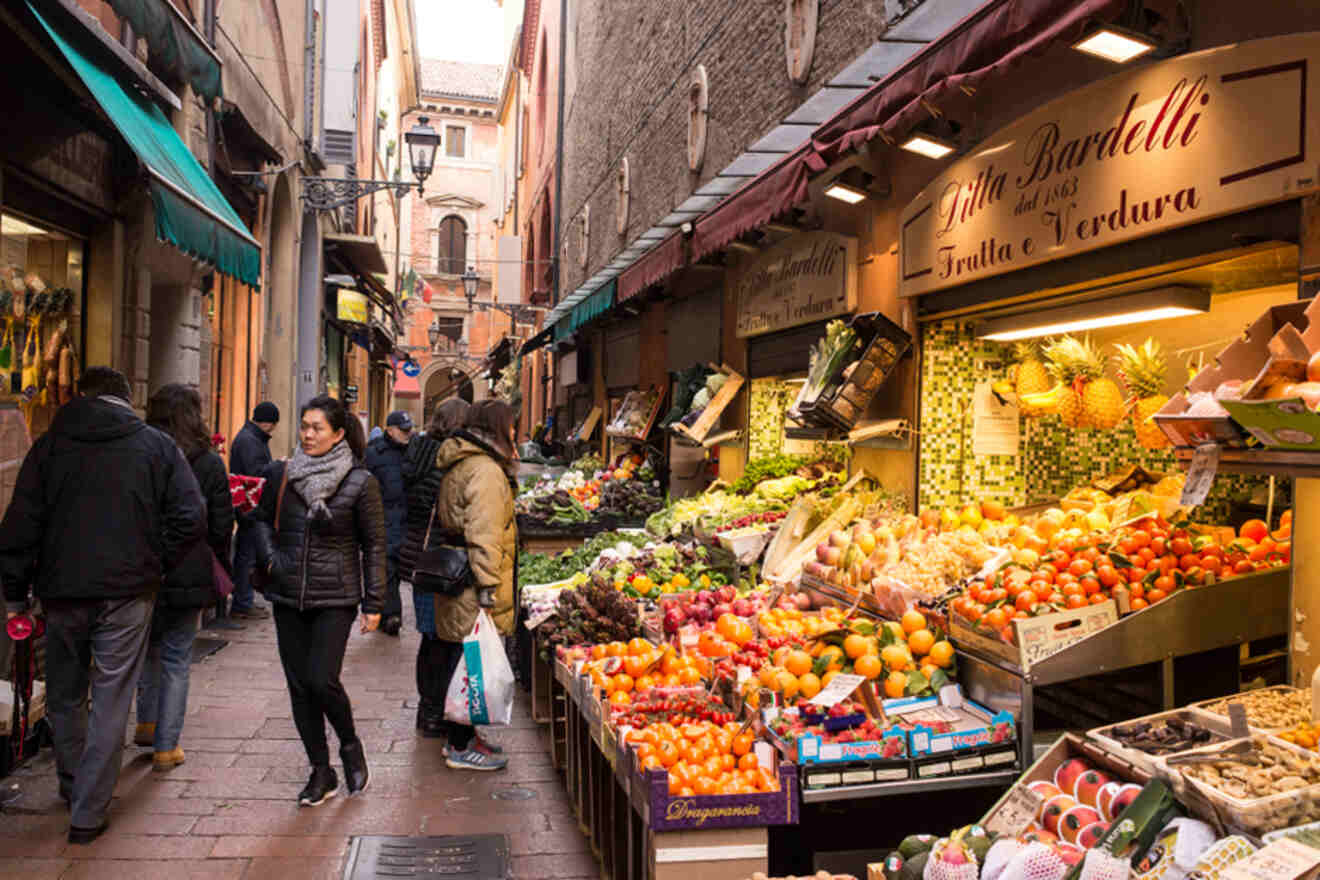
<box><xmin>416</xmin><ymin>0</ymin><xmax>506</xmax><ymax>65</ymax></box>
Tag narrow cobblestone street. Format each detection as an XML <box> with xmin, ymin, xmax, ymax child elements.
<box><xmin>0</xmin><ymin>604</ymin><xmax>592</xmax><ymax>879</ymax></box>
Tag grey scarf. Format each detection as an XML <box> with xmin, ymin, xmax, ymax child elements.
<box><xmin>286</xmin><ymin>439</ymin><xmax>354</xmax><ymax>523</ymax></box>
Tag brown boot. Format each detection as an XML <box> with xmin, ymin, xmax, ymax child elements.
<box><xmin>134</xmin><ymin>723</ymin><xmax>155</xmax><ymax>747</ymax></box>
<box><xmin>152</xmin><ymin>747</ymin><xmax>185</xmax><ymax>773</ymax></box>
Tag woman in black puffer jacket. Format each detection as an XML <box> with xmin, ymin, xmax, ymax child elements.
<box><xmin>135</xmin><ymin>385</ymin><xmax>234</xmax><ymax>773</ymax></box>
<box><xmin>254</xmin><ymin>395</ymin><xmax>386</xmax><ymax>807</ymax></box>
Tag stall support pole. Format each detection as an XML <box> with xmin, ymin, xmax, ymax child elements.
<box><xmin>1290</xmin><ymin>476</ymin><xmax>1320</xmax><ymax>689</ymax></box>
<box><xmin>1162</xmin><ymin>656</ymin><xmax>1176</xmax><ymax>710</ymax></box>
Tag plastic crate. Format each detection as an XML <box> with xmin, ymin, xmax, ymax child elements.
<box><xmin>1190</xmin><ymin>685</ymin><xmax>1311</xmax><ymax>734</ymax></box>
<box><xmin>1088</xmin><ymin>707</ymin><xmax>1235</xmax><ymax>779</ymax></box>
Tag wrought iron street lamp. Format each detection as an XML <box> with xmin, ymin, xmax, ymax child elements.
<box><xmin>301</xmin><ymin>117</ymin><xmax>442</xmax><ymax>211</ymax></box>
<box><xmin>460</xmin><ymin>265</ymin><xmax>545</xmax><ymax>325</ymax></box>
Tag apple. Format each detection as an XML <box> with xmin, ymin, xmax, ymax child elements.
<box><xmin>1076</xmin><ymin>821</ymin><xmax>1109</xmax><ymax>850</ymax></box>
<box><xmin>830</xmin><ymin>530</ymin><xmax>852</xmax><ymax>549</ymax></box>
<box><xmin>712</xmin><ymin>603</ymin><xmax>734</xmax><ymax>618</ymax></box>
<box><xmin>731</xmin><ymin>598</ymin><xmax>754</xmax><ymax>617</ymax></box>
<box><xmin>662</xmin><ymin>608</ymin><xmax>687</xmax><ymax>634</ymax></box>
<box><xmin>794</xmin><ymin>592</ymin><xmax>813</xmax><ymax>610</ymax></box>
<box><xmin>717</xmin><ymin>585</ymin><xmax>737</xmax><ymax>603</ymax></box>
<box><xmin>1058</xmin><ymin>806</ymin><xmax>1101</xmax><ymax>844</ymax></box>
<box><xmin>816</xmin><ymin>543</ymin><xmax>834</xmax><ymax>564</ymax></box>
<box><xmin>1073</xmin><ymin>769</ymin><xmax>1113</xmax><ymax>807</ymax></box>
<box><xmin>1053</xmin><ymin>758</ymin><xmax>1091</xmax><ymax>796</ymax></box>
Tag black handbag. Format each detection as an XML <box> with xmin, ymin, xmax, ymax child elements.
<box><xmin>412</xmin><ymin>502</ymin><xmax>473</xmax><ymax>597</ymax></box>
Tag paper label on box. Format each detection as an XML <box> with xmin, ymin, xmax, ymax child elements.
<box><xmin>875</xmin><ymin>767</ymin><xmax>910</xmax><ymax>781</ymax></box>
<box><xmin>984</xmin><ymin>749</ymin><xmax>1017</xmax><ymax>767</ymax></box>
<box><xmin>1224</xmin><ymin>839</ymin><xmax>1320</xmax><ymax>880</ymax></box>
<box><xmin>1182</xmin><ymin>443</ymin><xmax>1220</xmax><ymax>507</ymax></box>
<box><xmin>918</xmin><ymin>761</ymin><xmax>951</xmax><ymax>777</ymax></box>
<box><xmin>754</xmin><ymin>741</ymin><xmax>774</xmax><ymax>770</ymax></box>
<box><xmin>912</xmin><ymin>731</ymin><xmax>931</xmax><ymax>752</ymax></box>
<box><xmin>820</xmin><ymin>744</ymin><xmax>843</xmax><ymax>761</ymax></box>
<box><xmin>952</xmin><ymin>755</ymin><xmax>984</xmax><ymax>772</ymax></box>
<box><xmin>811</xmin><ymin>673</ymin><xmax>867</xmax><ymax>708</ymax></box>
<box><xmin>808</xmin><ymin>771</ymin><xmax>842</xmax><ymax>786</ymax></box>
<box><xmin>525</xmin><ymin>609</ymin><xmax>556</xmax><ymax>630</ymax></box>
<box><xmin>842</xmin><ymin>769</ymin><xmax>875</xmax><ymax>784</ymax></box>
<box><xmin>985</xmin><ymin>784</ymin><xmax>1045</xmax><ymax>837</ymax></box>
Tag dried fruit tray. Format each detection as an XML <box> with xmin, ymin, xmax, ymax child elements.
<box><xmin>1154</xmin><ymin>735</ymin><xmax>1320</xmax><ymax>836</ymax></box>
<box><xmin>1088</xmin><ymin>707</ymin><xmax>1235</xmax><ymax>780</ymax></box>
<box><xmin>1189</xmin><ymin>685</ymin><xmax>1311</xmax><ymax>734</ymax></box>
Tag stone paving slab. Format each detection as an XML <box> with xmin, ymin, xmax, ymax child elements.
<box><xmin>0</xmin><ymin>598</ymin><xmax>591</xmax><ymax>878</ymax></box>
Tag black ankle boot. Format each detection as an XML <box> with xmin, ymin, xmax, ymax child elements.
<box><xmin>298</xmin><ymin>766</ymin><xmax>338</xmax><ymax>807</ymax></box>
<box><xmin>418</xmin><ymin>704</ymin><xmax>447</xmax><ymax>739</ymax></box>
<box><xmin>340</xmin><ymin>740</ymin><xmax>370</xmax><ymax>796</ymax></box>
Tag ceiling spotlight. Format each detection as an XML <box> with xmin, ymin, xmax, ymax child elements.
<box><xmin>1072</xmin><ymin>24</ymin><xmax>1158</xmax><ymax>63</ymax></box>
<box><xmin>824</xmin><ymin>178</ymin><xmax>867</xmax><ymax>204</ymax></box>
<box><xmin>899</xmin><ymin>132</ymin><xmax>957</xmax><ymax>160</ymax></box>
<box><xmin>823</xmin><ymin>167</ymin><xmax>890</xmax><ymax>204</ymax></box>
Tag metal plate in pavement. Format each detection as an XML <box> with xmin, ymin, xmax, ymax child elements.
<box><xmin>344</xmin><ymin>834</ymin><xmax>509</xmax><ymax>878</ymax></box>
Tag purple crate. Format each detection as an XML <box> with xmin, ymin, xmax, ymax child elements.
<box><xmin>639</xmin><ymin>763</ymin><xmax>800</xmax><ymax>831</ymax></box>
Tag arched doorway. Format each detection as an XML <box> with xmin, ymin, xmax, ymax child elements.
<box><xmin>420</xmin><ymin>356</ymin><xmax>478</xmax><ymax>427</ymax></box>
<box><xmin>265</xmin><ymin>172</ymin><xmax>298</xmax><ymax>456</ymax></box>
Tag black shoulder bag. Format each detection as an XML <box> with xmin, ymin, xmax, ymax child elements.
<box><xmin>412</xmin><ymin>474</ymin><xmax>473</xmax><ymax>597</ymax></box>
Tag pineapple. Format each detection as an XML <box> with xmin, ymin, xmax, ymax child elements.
<box><xmin>1012</xmin><ymin>341</ymin><xmax>1052</xmax><ymax>417</ymax></box>
<box><xmin>1044</xmin><ymin>336</ymin><xmax>1125</xmax><ymax>430</ymax></box>
<box><xmin>1116</xmin><ymin>339</ymin><xmax>1172</xmax><ymax>450</ymax></box>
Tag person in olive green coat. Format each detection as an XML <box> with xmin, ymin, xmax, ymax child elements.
<box><xmin>430</xmin><ymin>400</ymin><xmax>517</xmax><ymax>771</ymax></box>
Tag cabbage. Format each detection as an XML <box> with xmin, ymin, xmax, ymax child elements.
<box><xmin>706</xmin><ymin>373</ymin><xmax>728</xmax><ymax>395</ymax></box>
<box><xmin>690</xmin><ymin>388</ymin><xmax>712</xmax><ymax>411</ymax></box>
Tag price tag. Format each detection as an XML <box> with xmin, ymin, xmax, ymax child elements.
<box><xmin>524</xmin><ymin>609</ymin><xmax>557</xmax><ymax>630</ymax></box>
<box><xmin>1181</xmin><ymin>443</ymin><xmax>1220</xmax><ymax>507</ymax></box>
<box><xmin>1228</xmin><ymin>702</ymin><xmax>1251</xmax><ymax>739</ymax></box>
<box><xmin>985</xmin><ymin>784</ymin><xmax>1045</xmax><ymax>837</ymax></box>
<box><xmin>1225</xmin><ymin>839</ymin><xmax>1320</xmax><ymax>880</ymax></box>
<box><xmin>808</xmin><ymin>673</ymin><xmax>867</xmax><ymax>709</ymax></box>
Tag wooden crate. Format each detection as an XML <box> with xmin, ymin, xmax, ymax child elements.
<box><xmin>671</xmin><ymin>364</ymin><xmax>745</xmax><ymax>446</ymax></box>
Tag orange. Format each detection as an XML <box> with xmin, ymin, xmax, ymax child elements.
<box><xmin>641</xmin><ymin>754</ymin><xmax>663</xmax><ymax>771</ymax></box>
<box><xmin>798</xmin><ymin>672</ymin><xmax>823</xmax><ymax>699</ymax></box>
<box><xmin>692</xmin><ymin>776</ymin><xmax>716</xmax><ymax>796</ymax></box>
<box><xmin>679</xmin><ymin>666</ymin><xmax>702</xmax><ymax>686</ymax></box>
<box><xmin>884</xmin><ymin>670</ymin><xmax>907</xmax><ymax>699</ymax></box>
<box><xmin>612</xmin><ymin>673</ymin><xmax>634</xmax><ymax>694</ymax></box>
<box><xmin>716</xmin><ymin>613</ymin><xmax>739</xmax><ymax>641</ymax></box>
<box><xmin>636</xmin><ymin>742</ymin><xmax>657</xmax><ymax>760</ymax></box>
<box><xmin>634</xmin><ymin>675</ymin><xmax>655</xmax><ymax>693</ymax></box>
<box><xmin>775</xmin><ymin>670</ymin><xmax>801</xmax><ymax>699</ymax></box>
<box><xmin>843</xmin><ymin>634</ymin><xmax>872</xmax><ymax>660</ymax></box>
<box><xmin>609</xmin><ymin>690</ymin><xmax>630</xmax><ymax>705</ymax></box>
<box><xmin>662</xmin><ymin>674</ymin><xmax>681</xmax><ymax>687</ymax></box>
<box><xmin>605</xmin><ymin>641</ymin><xmax>626</xmax><ymax>658</ymax></box>
<box><xmin>758</xmin><ymin>664</ymin><xmax>780</xmax><ymax>687</ymax></box>
<box><xmin>907</xmin><ymin>628</ymin><xmax>935</xmax><ymax>656</ymax></box>
<box><xmin>784</xmin><ymin>650</ymin><xmax>813</xmax><ymax>677</ymax></box>
<box><xmin>623</xmin><ymin>656</ymin><xmax>648</xmax><ymax>678</ymax></box>
<box><xmin>628</xmin><ymin>637</ymin><xmax>652</xmax><ymax>656</ymax></box>
<box><xmin>660</xmin><ymin>650</ymin><xmax>682</xmax><ymax>676</ymax></box>
<box><xmin>682</xmin><ymin>724</ymin><xmax>706</xmax><ymax>740</ymax></box>
<box><xmin>590</xmin><ymin>644</ymin><xmax>606</xmax><ymax>660</ymax></box>
<box><xmin>853</xmin><ymin>655</ymin><xmax>882</xmax><ymax>680</ymax></box>
<box><xmin>720</xmin><ymin>753</ymin><xmax>736</xmax><ymax>772</ymax></box>
<box><xmin>929</xmin><ymin>640</ymin><xmax>954</xmax><ymax>667</ymax></box>
<box><xmin>880</xmin><ymin>644</ymin><xmax>911</xmax><ymax>672</ymax></box>
<box><xmin>821</xmin><ymin>670</ymin><xmax>839</xmax><ymax>688</ymax></box>
<box><xmin>738</xmin><ymin>753</ymin><xmax>759</xmax><ymax>772</ymax></box>
<box><xmin>819</xmin><ymin>646</ymin><xmax>846</xmax><ymax>673</ymax></box>
<box><xmin>732</xmin><ymin>733</ymin><xmax>753</xmax><ymax>756</ymax></box>
<box><xmin>921</xmin><ymin>661</ymin><xmax>941</xmax><ymax>680</ymax></box>
<box><xmin>901</xmin><ymin>609</ymin><xmax>927</xmax><ymax>634</ymax></box>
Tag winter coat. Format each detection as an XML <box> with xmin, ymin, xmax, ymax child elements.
<box><xmin>161</xmin><ymin>450</ymin><xmax>235</xmax><ymax>609</ymax></box>
<box><xmin>399</xmin><ymin>433</ymin><xmax>445</xmax><ymax>637</ymax></box>
<box><xmin>1</xmin><ymin>397</ymin><xmax>204</xmax><ymax>610</ymax></box>
<box><xmin>430</xmin><ymin>432</ymin><xmax>516</xmax><ymax>638</ymax></box>
<box><xmin>251</xmin><ymin>461</ymin><xmax>387</xmax><ymax>614</ymax></box>
<box><xmin>364</xmin><ymin>433</ymin><xmax>408</xmax><ymax>556</ymax></box>
<box><xmin>229</xmin><ymin>421</ymin><xmax>273</xmax><ymax>477</ymax></box>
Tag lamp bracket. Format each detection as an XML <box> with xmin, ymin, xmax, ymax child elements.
<box><xmin>302</xmin><ymin>177</ymin><xmax>418</xmax><ymax>212</ymax></box>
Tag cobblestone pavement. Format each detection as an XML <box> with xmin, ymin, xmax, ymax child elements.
<box><xmin>0</xmin><ymin>606</ymin><xmax>593</xmax><ymax>879</ymax></box>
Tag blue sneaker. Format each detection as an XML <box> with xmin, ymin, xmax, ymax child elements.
<box><xmin>446</xmin><ymin>747</ymin><xmax>508</xmax><ymax>771</ymax></box>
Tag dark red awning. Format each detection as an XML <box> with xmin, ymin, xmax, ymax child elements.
<box><xmin>688</xmin><ymin>0</ymin><xmax>1126</xmax><ymax>265</ymax></box>
<box><xmin>618</xmin><ymin>232</ymin><xmax>687</xmax><ymax>302</ymax></box>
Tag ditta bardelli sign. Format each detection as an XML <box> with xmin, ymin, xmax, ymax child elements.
<box><xmin>336</xmin><ymin>289</ymin><xmax>369</xmax><ymax>324</ymax></box>
<box><xmin>899</xmin><ymin>32</ymin><xmax>1320</xmax><ymax>298</ymax></box>
<box><xmin>733</xmin><ymin>230</ymin><xmax>857</xmax><ymax>337</ymax></box>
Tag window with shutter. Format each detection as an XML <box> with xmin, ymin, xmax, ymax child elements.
<box><xmin>320</xmin><ymin>0</ymin><xmax>359</xmax><ymax>166</ymax></box>
<box><xmin>446</xmin><ymin>125</ymin><xmax>466</xmax><ymax>158</ymax></box>
<box><xmin>437</xmin><ymin>215</ymin><xmax>467</xmax><ymax>275</ymax></box>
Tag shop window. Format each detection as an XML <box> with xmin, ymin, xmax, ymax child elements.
<box><xmin>687</xmin><ymin>65</ymin><xmax>709</xmax><ymax>173</ymax></box>
<box><xmin>785</xmin><ymin>0</ymin><xmax>818</xmax><ymax>85</ymax></box>
<box><xmin>445</xmin><ymin>125</ymin><xmax>466</xmax><ymax>158</ymax></box>
<box><xmin>437</xmin><ymin>215</ymin><xmax>467</xmax><ymax>275</ymax></box>
<box><xmin>616</xmin><ymin>158</ymin><xmax>630</xmax><ymax>236</ymax></box>
<box><xmin>0</xmin><ymin>210</ymin><xmax>85</xmax><ymax>439</ymax></box>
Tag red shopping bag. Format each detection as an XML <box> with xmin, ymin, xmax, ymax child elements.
<box><xmin>228</xmin><ymin>474</ymin><xmax>266</xmax><ymax>514</ymax></box>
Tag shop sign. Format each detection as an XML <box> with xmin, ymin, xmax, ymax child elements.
<box><xmin>344</xmin><ymin>384</ymin><xmax>358</xmax><ymax>403</ymax></box>
<box><xmin>899</xmin><ymin>33</ymin><xmax>1320</xmax><ymax>298</ymax></box>
<box><xmin>731</xmin><ymin>230</ymin><xmax>857</xmax><ymax>337</ymax></box>
<box><xmin>336</xmin><ymin>289</ymin><xmax>369</xmax><ymax>324</ymax></box>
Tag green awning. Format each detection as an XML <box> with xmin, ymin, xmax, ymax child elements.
<box><xmin>104</xmin><ymin>0</ymin><xmax>222</xmax><ymax>102</ymax></box>
<box><xmin>31</xmin><ymin>4</ymin><xmax>261</xmax><ymax>287</ymax></box>
<box><xmin>554</xmin><ymin>280</ymin><xmax>616</xmax><ymax>341</ymax></box>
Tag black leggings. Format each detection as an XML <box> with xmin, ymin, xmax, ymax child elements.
<box><xmin>419</xmin><ymin>636</ymin><xmax>475</xmax><ymax>751</ymax></box>
<box><xmin>273</xmin><ymin>604</ymin><xmax>359</xmax><ymax>767</ymax></box>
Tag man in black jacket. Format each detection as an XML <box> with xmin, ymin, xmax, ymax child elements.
<box><xmin>1</xmin><ymin>367</ymin><xmax>204</xmax><ymax>844</ymax></box>
<box><xmin>228</xmin><ymin>402</ymin><xmax>278</xmax><ymax>618</ymax></box>
<box><xmin>363</xmin><ymin>410</ymin><xmax>411</xmax><ymax>635</ymax></box>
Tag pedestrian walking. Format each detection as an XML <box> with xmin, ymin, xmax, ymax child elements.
<box><xmin>253</xmin><ymin>394</ymin><xmax>385</xmax><ymax>806</ymax></box>
<box><xmin>429</xmin><ymin>400</ymin><xmax>518</xmax><ymax>771</ymax></box>
<box><xmin>364</xmin><ymin>410</ymin><xmax>413</xmax><ymax>636</ymax></box>
<box><xmin>0</xmin><ymin>367</ymin><xmax>204</xmax><ymax>844</ymax></box>
<box><xmin>228</xmin><ymin>401</ymin><xmax>279</xmax><ymax>619</ymax></box>
<box><xmin>134</xmin><ymin>384</ymin><xmax>235</xmax><ymax>772</ymax></box>
<box><xmin>399</xmin><ymin>398</ymin><xmax>470</xmax><ymax>738</ymax></box>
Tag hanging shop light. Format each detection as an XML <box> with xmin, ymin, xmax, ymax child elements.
<box><xmin>823</xmin><ymin>167</ymin><xmax>890</xmax><ymax>204</ymax></box>
<box><xmin>1072</xmin><ymin>24</ymin><xmax>1158</xmax><ymax>63</ymax></box>
<box><xmin>899</xmin><ymin>131</ymin><xmax>957</xmax><ymax>160</ymax></box>
<box><xmin>974</xmin><ymin>286</ymin><xmax>1210</xmax><ymax>341</ymax></box>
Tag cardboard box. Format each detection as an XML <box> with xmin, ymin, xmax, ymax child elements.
<box><xmin>649</xmin><ymin>826</ymin><xmax>768</xmax><ymax>880</ymax></box>
<box><xmin>1154</xmin><ymin>301</ymin><xmax>1309</xmax><ymax>448</ymax></box>
<box><xmin>883</xmin><ymin>689</ymin><xmax>1016</xmax><ymax>756</ymax></box>
<box><xmin>1219</xmin><ymin>298</ymin><xmax>1320</xmax><ymax>449</ymax></box>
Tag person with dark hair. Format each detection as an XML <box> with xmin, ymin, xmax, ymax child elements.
<box><xmin>253</xmin><ymin>394</ymin><xmax>385</xmax><ymax>806</ymax></box>
<box><xmin>364</xmin><ymin>410</ymin><xmax>413</xmax><ymax>636</ymax></box>
<box><xmin>426</xmin><ymin>399</ymin><xmax>517</xmax><ymax>771</ymax></box>
<box><xmin>228</xmin><ymin>401</ymin><xmax>280</xmax><ymax>619</ymax></box>
<box><xmin>134</xmin><ymin>384</ymin><xmax>234</xmax><ymax>772</ymax></box>
<box><xmin>1</xmin><ymin>367</ymin><xmax>204</xmax><ymax>843</ymax></box>
<box><xmin>399</xmin><ymin>398</ymin><xmax>470</xmax><ymax>737</ymax></box>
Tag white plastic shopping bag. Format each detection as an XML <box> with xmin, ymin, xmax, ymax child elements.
<box><xmin>444</xmin><ymin>610</ymin><xmax>515</xmax><ymax>726</ymax></box>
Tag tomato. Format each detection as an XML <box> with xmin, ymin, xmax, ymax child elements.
<box><xmin>1096</xmin><ymin>565</ymin><xmax>1120</xmax><ymax>588</ymax></box>
<box><xmin>1090</xmin><ymin>593</ymin><xmax>1110</xmax><ymax>605</ymax></box>
<box><xmin>1065</xmin><ymin>594</ymin><xmax>1087</xmax><ymax>609</ymax></box>
<box><xmin>1179</xmin><ymin>553</ymin><xmax>1200</xmax><ymax>571</ymax></box>
<box><xmin>1068</xmin><ymin>559</ymin><xmax>1093</xmax><ymax>577</ymax></box>
<box><xmin>1201</xmin><ymin>556</ymin><xmax>1223</xmax><ymax>576</ymax></box>
<box><xmin>1170</xmin><ymin>537</ymin><xmax>1194</xmax><ymax>557</ymax></box>
<box><xmin>1130</xmin><ymin>530</ymin><xmax>1151</xmax><ymax>549</ymax></box>
<box><xmin>1154</xmin><ymin>575</ymin><xmax>1174</xmax><ymax>593</ymax></box>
